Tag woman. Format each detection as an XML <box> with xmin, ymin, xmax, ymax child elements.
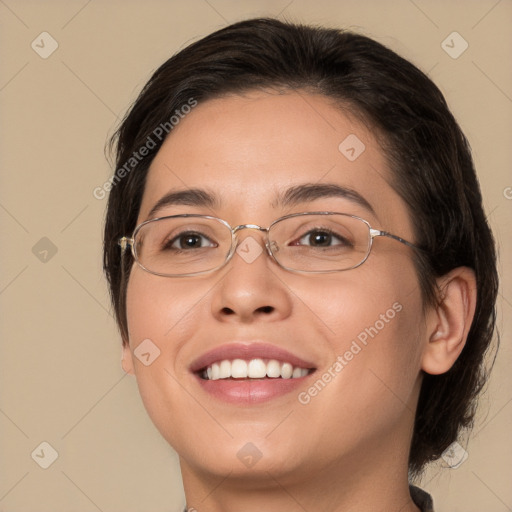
<box><xmin>103</xmin><ymin>18</ymin><xmax>498</xmax><ymax>512</ymax></box>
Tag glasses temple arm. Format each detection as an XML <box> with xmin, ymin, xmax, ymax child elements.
<box><xmin>370</xmin><ymin>229</ymin><xmax>422</xmax><ymax>250</ymax></box>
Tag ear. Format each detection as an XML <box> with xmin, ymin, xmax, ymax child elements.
<box><xmin>121</xmin><ymin>341</ymin><xmax>135</xmax><ymax>375</ymax></box>
<box><xmin>421</xmin><ymin>267</ymin><xmax>477</xmax><ymax>375</ymax></box>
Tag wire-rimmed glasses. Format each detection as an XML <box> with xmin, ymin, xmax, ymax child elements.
<box><xmin>118</xmin><ymin>212</ymin><xmax>419</xmax><ymax>277</ymax></box>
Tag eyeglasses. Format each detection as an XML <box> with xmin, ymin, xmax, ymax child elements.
<box><xmin>118</xmin><ymin>212</ymin><xmax>419</xmax><ymax>277</ymax></box>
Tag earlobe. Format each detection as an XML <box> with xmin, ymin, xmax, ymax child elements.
<box><xmin>121</xmin><ymin>342</ymin><xmax>135</xmax><ymax>375</ymax></box>
<box><xmin>421</xmin><ymin>267</ymin><xmax>477</xmax><ymax>375</ymax></box>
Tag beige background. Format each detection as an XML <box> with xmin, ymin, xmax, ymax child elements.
<box><xmin>0</xmin><ymin>0</ymin><xmax>511</xmax><ymax>511</ymax></box>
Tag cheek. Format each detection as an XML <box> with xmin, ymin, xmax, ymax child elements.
<box><xmin>125</xmin><ymin>267</ymin><xmax>206</xmax><ymax>345</ymax></box>
<box><xmin>292</xmin><ymin>255</ymin><xmax>425</xmax><ymax>418</ymax></box>
<box><xmin>292</xmin><ymin>252</ymin><xmax>424</xmax><ymax>348</ymax></box>
<box><xmin>123</xmin><ymin>269</ymin><xmax>205</xmax><ymax>441</ymax></box>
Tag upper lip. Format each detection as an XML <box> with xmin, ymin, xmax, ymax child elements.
<box><xmin>189</xmin><ymin>342</ymin><xmax>317</xmax><ymax>373</ymax></box>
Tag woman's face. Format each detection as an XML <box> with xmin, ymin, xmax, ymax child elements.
<box><xmin>122</xmin><ymin>90</ymin><xmax>427</xmax><ymax>482</ymax></box>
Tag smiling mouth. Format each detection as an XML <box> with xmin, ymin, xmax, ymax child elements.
<box><xmin>198</xmin><ymin>358</ymin><xmax>316</xmax><ymax>380</ymax></box>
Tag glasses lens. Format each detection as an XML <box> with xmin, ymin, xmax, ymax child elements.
<box><xmin>269</xmin><ymin>214</ymin><xmax>371</xmax><ymax>272</ymax></box>
<box><xmin>134</xmin><ymin>216</ymin><xmax>232</xmax><ymax>276</ymax></box>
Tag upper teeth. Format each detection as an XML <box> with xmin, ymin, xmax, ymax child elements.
<box><xmin>202</xmin><ymin>359</ymin><xmax>310</xmax><ymax>380</ymax></box>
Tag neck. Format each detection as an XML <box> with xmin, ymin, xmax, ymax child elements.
<box><xmin>179</xmin><ymin>433</ymin><xmax>420</xmax><ymax>512</ymax></box>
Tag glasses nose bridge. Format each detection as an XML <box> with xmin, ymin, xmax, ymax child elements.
<box><xmin>231</xmin><ymin>223</ymin><xmax>272</xmax><ymax>250</ymax></box>
<box><xmin>232</xmin><ymin>223</ymin><xmax>269</xmax><ymax>236</ymax></box>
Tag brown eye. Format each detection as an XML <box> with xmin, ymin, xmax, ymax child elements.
<box><xmin>294</xmin><ymin>229</ymin><xmax>352</xmax><ymax>248</ymax></box>
<box><xmin>163</xmin><ymin>232</ymin><xmax>216</xmax><ymax>251</ymax></box>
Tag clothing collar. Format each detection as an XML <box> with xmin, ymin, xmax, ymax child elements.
<box><xmin>410</xmin><ymin>484</ymin><xmax>435</xmax><ymax>512</ymax></box>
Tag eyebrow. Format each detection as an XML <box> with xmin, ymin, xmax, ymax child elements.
<box><xmin>147</xmin><ymin>188</ymin><xmax>220</xmax><ymax>219</ymax></box>
<box><xmin>146</xmin><ymin>182</ymin><xmax>376</xmax><ymax>220</ymax></box>
<box><xmin>274</xmin><ymin>183</ymin><xmax>376</xmax><ymax>215</ymax></box>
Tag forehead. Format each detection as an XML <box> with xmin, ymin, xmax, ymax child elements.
<box><xmin>138</xmin><ymin>90</ymin><xmax>409</xmax><ymax>230</ymax></box>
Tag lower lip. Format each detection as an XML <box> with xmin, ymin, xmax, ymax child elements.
<box><xmin>194</xmin><ymin>373</ymin><xmax>314</xmax><ymax>404</ymax></box>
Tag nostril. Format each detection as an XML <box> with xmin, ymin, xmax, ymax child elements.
<box><xmin>257</xmin><ymin>306</ymin><xmax>274</xmax><ymax>314</ymax></box>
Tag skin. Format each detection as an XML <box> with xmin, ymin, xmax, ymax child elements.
<box><xmin>120</xmin><ymin>90</ymin><xmax>476</xmax><ymax>512</ymax></box>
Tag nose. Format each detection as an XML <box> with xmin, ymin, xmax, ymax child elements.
<box><xmin>210</xmin><ymin>228</ymin><xmax>293</xmax><ymax>324</ymax></box>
